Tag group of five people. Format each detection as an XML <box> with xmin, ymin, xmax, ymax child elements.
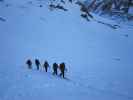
<box><xmin>26</xmin><ymin>59</ymin><xmax>66</xmax><ymax>78</ymax></box>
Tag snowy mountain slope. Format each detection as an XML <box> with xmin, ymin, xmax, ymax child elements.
<box><xmin>0</xmin><ymin>0</ymin><xmax>133</xmax><ymax>100</ymax></box>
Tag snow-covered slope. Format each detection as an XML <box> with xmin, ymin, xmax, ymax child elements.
<box><xmin>0</xmin><ymin>0</ymin><xmax>133</xmax><ymax>100</ymax></box>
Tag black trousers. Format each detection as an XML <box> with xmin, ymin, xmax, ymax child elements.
<box><xmin>60</xmin><ymin>71</ymin><xmax>64</xmax><ymax>78</ymax></box>
<box><xmin>45</xmin><ymin>67</ymin><xmax>48</xmax><ymax>72</ymax></box>
<box><xmin>53</xmin><ymin>69</ymin><xmax>57</xmax><ymax>75</ymax></box>
<box><xmin>36</xmin><ymin>65</ymin><xmax>39</xmax><ymax>70</ymax></box>
<box><xmin>28</xmin><ymin>65</ymin><xmax>32</xmax><ymax>69</ymax></box>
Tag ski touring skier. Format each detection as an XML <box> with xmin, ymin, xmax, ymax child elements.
<box><xmin>52</xmin><ymin>63</ymin><xmax>58</xmax><ymax>75</ymax></box>
<box><xmin>43</xmin><ymin>60</ymin><xmax>49</xmax><ymax>72</ymax></box>
<box><xmin>35</xmin><ymin>59</ymin><xmax>41</xmax><ymax>70</ymax></box>
<box><xmin>26</xmin><ymin>59</ymin><xmax>32</xmax><ymax>69</ymax></box>
<box><xmin>59</xmin><ymin>62</ymin><xmax>66</xmax><ymax>78</ymax></box>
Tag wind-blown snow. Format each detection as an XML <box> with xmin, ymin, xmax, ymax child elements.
<box><xmin>0</xmin><ymin>0</ymin><xmax>133</xmax><ymax>100</ymax></box>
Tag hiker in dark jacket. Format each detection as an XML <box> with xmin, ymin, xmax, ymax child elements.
<box><xmin>43</xmin><ymin>60</ymin><xmax>49</xmax><ymax>72</ymax></box>
<box><xmin>35</xmin><ymin>59</ymin><xmax>40</xmax><ymax>70</ymax></box>
<box><xmin>52</xmin><ymin>63</ymin><xmax>58</xmax><ymax>75</ymax></box>
<box><xmin>59</xmin><ymin>62</ymin><xmax>65</xmax><ymax>78</ymax></box>
<box><xmin>26</xmin><ymin>59</ymin><xmax>32</xmax><ymax>69</ymax></box>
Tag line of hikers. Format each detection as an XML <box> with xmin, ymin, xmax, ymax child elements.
<box><xmin>26</xmin><ymin>59</ymin><xmax>66</xmax><ymax>78</ymax></box>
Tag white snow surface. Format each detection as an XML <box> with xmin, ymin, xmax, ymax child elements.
<box><xmin>0</xmin><ymin>0</ymin><xmax>133</xmax><ymax>100</ymax></box>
